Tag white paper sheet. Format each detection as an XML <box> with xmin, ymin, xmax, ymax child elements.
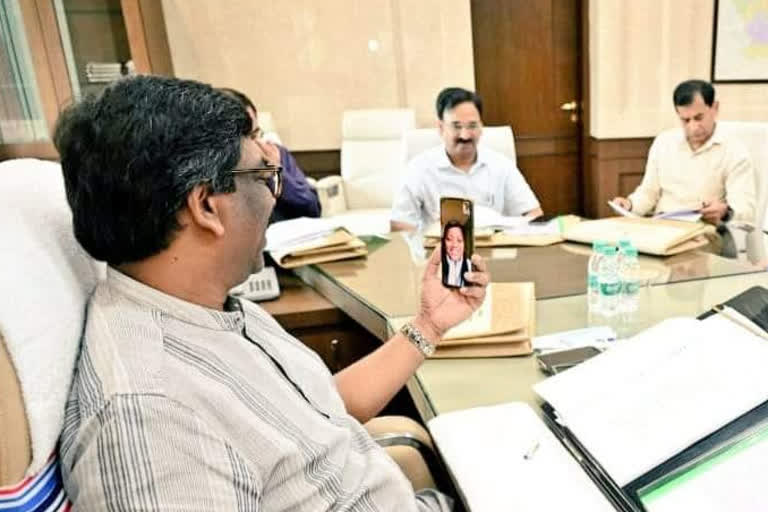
<box><xmin>428</xmin><ymin>403</ymin><xmax>614</xmax><ymax>512</ymax></box>
<box><xmin>533</xmin><ymin>326</ymin><xmax>617</xmax><ymax>352</ymax></box>
<box><xmin>607</xmin><ymin>200</ymin><xmax>639</xmax><ymax>217</ymax></box>
<box><xmin>534</xmin><ymin>317</ymin><xmax>768</xmax><ymax>486</ymax></box>
<box><xmin>265</xmin><ymin>217</ymin><xmax>339</xmax><ymax>251</ymax></box>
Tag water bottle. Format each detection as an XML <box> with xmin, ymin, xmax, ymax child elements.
<box><xmin>619</xmin><ymin>245</ymin><xmax>641</xmax><ymax>313</ymax></box>
<box><xmin>587</xmin><ymin>240</ymin><xmax>607</xmax><ymax>313</ymax></box>
<box><xmin>597</xmin><ymin>245</ymin><xmax>621</xmax><ymax>317</ymax></box>
<box><xmin>617</xmin><ymin>238</ymin><xmax>632</xmax><ymax>268</ymax></box>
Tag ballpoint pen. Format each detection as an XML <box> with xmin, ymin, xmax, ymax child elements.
<box><xmin>523</xmin><ymin>439</ymin><xmax>541</xmax><ymax>460</ymax></box>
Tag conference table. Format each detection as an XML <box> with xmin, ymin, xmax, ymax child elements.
<box><xmin>294</xmin><ymin>232</ymin><xmax>768</xmax><ymax>423</ymax></box>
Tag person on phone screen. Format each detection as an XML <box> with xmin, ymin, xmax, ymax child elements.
<box><xmin>442</xmin><ymin>222</ymin><xmax>471</xmax><ymax>287</ymax></box>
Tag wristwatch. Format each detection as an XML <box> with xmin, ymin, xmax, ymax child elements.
<box><xmin>400</xmin><ymin>322</ymin><xmax>436</xmax><ymax>357</ymax></box>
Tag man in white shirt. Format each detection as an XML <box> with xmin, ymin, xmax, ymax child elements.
<box><xmin>612</xmin><ymin>80</ymin><xmax>755</xmax><ymax>226</ymax></box>
<box><xmin>391</xmin><ymin>87</ymin><xmax>543</xmax><ymax>231</ymax></box>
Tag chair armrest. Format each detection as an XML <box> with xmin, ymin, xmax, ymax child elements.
<box><xmin>365</xmin><ymin>416</ymin><xmax>443</xmax><ymax>492</ymax></box>
<box><xmin>364</xmin><ymin>415</ymin><xmax>434</xmax><ymax>450</ymax></box>
<box><xmin>315</xmin><ymin>176</ymin><xmax>348</xmax><ymax>217</ymax></box>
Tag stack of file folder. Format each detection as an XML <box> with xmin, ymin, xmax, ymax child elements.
<box><xmin>390</xmin><ymin>282</ymin><xmax>536</xmax><ymax>357</ymax></box>
<box><xmin>265</xmin><ymin>217</ymin><xmax>367</xmax><ymax>268</ymax></box>
<box><xmin>423</xmin><ymin>215</ymin><xmax>579</xmax><ymax>248</ymax></box>
<box><xmin>564</xmin><ymin>216</ymin><xmax>711</xmax><ymax>256</ymax></box>
<box><xmin>85</xmin><ymin>60</ymin><xmax>135</xmax><ymax>83</ymax></box>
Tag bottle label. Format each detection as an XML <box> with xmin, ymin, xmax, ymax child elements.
<box><xmin>600</xmin><ymin>282</ymin><xmax>621</xmax><ymax>296</ymax></box>
<box><xmin>624</xmin><ymin>281</ymin><xmax>640</xmax><ymax>295</ymax></box>
<box><xmin>588</xmin><ymin>274</ymin><xmax>598</xmax><ymax>289</ymax></box>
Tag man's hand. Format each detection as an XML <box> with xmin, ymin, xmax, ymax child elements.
<box><xmin>700</xmin><ymin>199</ymin><xmax>729</xmax><ymax>225</ymax></box>
<box><xmin>255</xmin><ymin>138</ymin><xmax>281</xmax><ymax>167</ymax></box>
<box><xmin>612</xmin><ymin>197</ymin><xmax>632</xmax><ymax>211</ymax></box>
<box><xmin>412</xmin><ymin>247</ymin><xmax>490</xmax><ymax>344</ymax></box>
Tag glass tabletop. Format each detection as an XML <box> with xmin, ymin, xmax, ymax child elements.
<box><xmin>412</xmin><ymin>270</ymin><xmax>768</xmax><ymax>420</ymax></box>
<box><xmin>306</xmin><ymin>232</ymin><xmax>764</xmax><ymax>321</ymax></box>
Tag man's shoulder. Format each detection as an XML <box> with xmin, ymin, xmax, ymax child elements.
<box><xmin>407</xmin><ymin>145</ymin><xmax>446</xmax><ymax>169</ymax></box>
<box><xmin>77</xmin><ymin>281</ymin><xmax>166</xmax><ymax>396</ymax></box>
<box><xmin>477</xmin><ymin>145</ymin><xmax>515</xmax><ymax>169</ymax></box>
<box><xmin>652</xmin><ymin>128</ymin><xmax>685</xmax><ymax>147</ymax></box>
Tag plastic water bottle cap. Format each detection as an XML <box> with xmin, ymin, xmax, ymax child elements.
<box><xmin>623</xmin><ymin>246</ymin><xmax>638</xmax><ymax>257</ymax></box>
<box><xmin>600</xmin><ymin>245</ymin><xmax>617</xmax><ymax>256</ymax></box>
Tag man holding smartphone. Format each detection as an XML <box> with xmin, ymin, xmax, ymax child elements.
<box><xmin>391</xmin><ymin>87</ymin><xmax>543</xmax><ymax>231</ymax></box>
<box><xmin>55</xmin><ymin>76</ymin><xmax>490</xmax><ymax>511</ymax></box>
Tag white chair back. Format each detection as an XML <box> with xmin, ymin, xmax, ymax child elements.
<box><xmin>0</xmin><ymin>159</ymin><xmax>104</xmax><ymax>476</ymax></box>
<box><xmin>257</xmin><ymin>111</ymin><xmax>282</xmax><ymax>145</ymax></box>
<box><xmin>403</xmin><ymin>126</ymin><xmax>518</xmax><ymax>164</ymax></box>
<box><xmin>340</xmin><ymin>109</ymin><xmax>415</xmax><ymax>210</ymax></box>
<box><xmin>718</xmin><ymin>121</ymin><xmax>768</xmax><ymax>230</ymax></box>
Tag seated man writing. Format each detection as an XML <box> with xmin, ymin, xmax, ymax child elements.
<box><xmin>391</xmin><ymin>87</ymin><xmax>543</xmax><ymax>232</ymax></box>
<box><xmin>56</xmin><ymin>76</ymin><xmax>489</xmax><ymax>511</ymax></box>
<box><xmin>612</xmin><ymin>79</ymin><xmax>755</xmax><ymax>226</ymax></box>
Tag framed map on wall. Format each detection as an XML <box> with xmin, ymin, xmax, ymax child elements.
<box><xmin>711</xmin><ymin>0</ymin><xmax>768</xmax><ymax>82</ymax></box>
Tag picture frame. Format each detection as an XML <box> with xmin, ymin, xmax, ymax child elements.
<box><xmin>711</xmin><ymin>0</ymin><xmax>768</xmax><ymax>83</ymax></box>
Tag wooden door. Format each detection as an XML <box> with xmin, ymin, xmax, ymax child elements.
<box><xmin>471</xmin><ymin>0</ymin><xmax>583</xmax><ymax>215</ymax></box>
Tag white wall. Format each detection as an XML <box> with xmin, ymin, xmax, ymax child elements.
<box><xmin>162</xmin><ymin>0</ymin><xmax>475</xmax><ymax>150</ymax></box>
<box><xmin>590</xmin><ymin>0</ymin><xmax>768</xmax><ymax>138</ymax></box>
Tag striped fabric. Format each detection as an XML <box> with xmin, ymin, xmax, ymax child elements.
<box><xmin>60</xmin><ymin>268</ymin><xmax>452</xmax><ymax>511</ymax></box>
<box><xmin>0</xmin><ymin>455</ymin><xmax>70</xmax><ymax>511</ymax></box>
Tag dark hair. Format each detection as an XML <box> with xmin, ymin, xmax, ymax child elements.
<box><xmin>673</xmin><ymin>80</ymin><xmax>715</xmax><ymax>107</ymax></box>
<box><xmin>218</xmin><ymin>87</ymin><xmax>257</xmax><ymax>117</ymax></box>
<box><xmin>54</xmin><ymin>75</ymin><xmax>250</xmax><ymax>265</ymax></box>
<box><xmin>435</xmin><ymin>87</ymin><xmax>483</xmax><ymax>120</ymax></box>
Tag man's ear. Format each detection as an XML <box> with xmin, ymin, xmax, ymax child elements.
<box><xmin>185</xmin><ymin>183</ymin><xmax>226</xmax><ymax>237</ymax></box>
<box><xmin>712</xmin><ymin>100</ymin><xmax>720</xmax><ymax>115</ymax></box>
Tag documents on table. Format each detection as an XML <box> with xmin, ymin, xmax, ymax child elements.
<box><xmin>607</xmin><ymin>200</ymin><xmax>701</xmax><ymax>223</ymax></box>
<box><xmin>564</xmin><ymin>216</ymin><xmax>710</xmax><ymax>255</ymax></box>
<box><xmin>534</xmin><ymin>316</ymin><xmax>768</xmax><ymax>487</ymax></box>
<box><xmin>427</xmin><ymin>402</ymin><xmax>615</xmax><ymax>512</ymax></box>
<box><xmin>265</xmin><ymin>217</ymin><xmax>367</xmax><ymax>268</ymax></box>
<box><xmin>532</xmin><ymin>326</ymin><xmax>617</xmax><ymax>352</ymax></box>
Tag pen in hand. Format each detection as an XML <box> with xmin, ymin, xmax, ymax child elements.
<box><xmin>523</xmin><ymin>439</ymin><xmax>541</xmax><ymax>460</ymax></box>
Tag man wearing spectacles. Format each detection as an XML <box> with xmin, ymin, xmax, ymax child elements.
<box><xmin>219</xmin><ymin>87</ymin><xmax>321</xmax><ymax>222</ymax></box>
<box><xmin>55</xmin><ymin>76</ymin><xmax>489</xmax><ymax>511</ymax></box>
<box><xmin>391</xmin><ymin>87</ymin><xmax>543</xmax><ymax>231</ymax></box>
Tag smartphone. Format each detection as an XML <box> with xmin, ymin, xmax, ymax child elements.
<box><xmin>440</xmin><ymin>197</ymin><xmax>474</xmax><ymax>288</ymax></box>
<box><xmin>536</xmin><ymin>346</ymin><xmax>602</xmax><ymax>375</ymax></box>
<box><xmin>529</xmin><ymin>213</ymin><xmax>558</xmax><ymax>224</ymax></box>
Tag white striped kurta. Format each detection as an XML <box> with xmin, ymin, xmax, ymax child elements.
<box><xmin>59</xmin><ymin>268</ymin><xmax>451</xmax><ymax>511</ymax></box>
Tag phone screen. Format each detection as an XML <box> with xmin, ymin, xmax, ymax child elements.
<box><xmin>440</xmin><ymin>197</ymin><xmax>474</xmax><ymax>288</ymax></box>
<box><xmin>536</xmin><ymin>346</ymin><xmax>602</xmax><ymax>374</ymax></box>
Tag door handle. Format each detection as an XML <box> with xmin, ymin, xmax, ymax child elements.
<box><xmin>560</xmin><ymin>100</ymin><xmax>578</xmax><ymax>111</ymax></box>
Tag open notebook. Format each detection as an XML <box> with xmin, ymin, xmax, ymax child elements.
<box><xmin>534</xmin><ymin>313</ymin><xmax>768</xmax><ymax>510</ymax></box>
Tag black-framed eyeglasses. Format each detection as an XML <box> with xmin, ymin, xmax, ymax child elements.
<box><xmin>230</xmin><ymin>165</ymin><xmax>283</xmax><ymax>198</ymax></box>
